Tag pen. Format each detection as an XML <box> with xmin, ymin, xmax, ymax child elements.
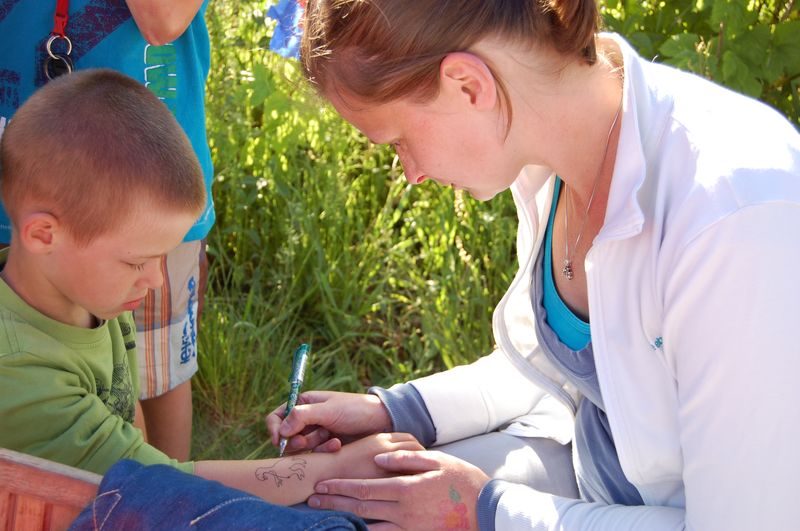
<box><xmin>279</xmin><ymin>343</ymin><xmax>310</xmax><ymax>457</ymax></box>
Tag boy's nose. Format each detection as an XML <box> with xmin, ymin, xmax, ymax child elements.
<box><xmin>138</xmin><ymin>259</ymin><xmax>164</xmax><ymax>290</ymax></box>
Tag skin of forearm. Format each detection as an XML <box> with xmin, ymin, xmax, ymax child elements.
<box><xmin>194</xmin><ymin>452</ymin><xmax>339</xmax><ymax>506</ymax></box>
<box><xmin>133</xmin><ymin>400</ymin><xmax>148</xmax><ymax>442</ymax></box>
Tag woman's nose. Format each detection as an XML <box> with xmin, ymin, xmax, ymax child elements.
<box><xmin>396</xmin><ymin>152</ymin><xmax>426</xmax><ymax>185</ymax></box>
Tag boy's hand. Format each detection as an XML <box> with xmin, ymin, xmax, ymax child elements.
<box><xmin>331</xmin><ymin>432</ymin><xmax>424</xmax><ymax>481</ymax></box>
<box><xmin>310</xmin><ymin>450</ymin><xmax>488</xmax><ymax>531</ymax></box>
<box><xmin>267</xmin><ymin>391</ymin><xmax>392</xmax><ymax>454</ymax></box>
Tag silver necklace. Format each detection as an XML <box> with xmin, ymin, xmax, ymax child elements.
<box><xmin>562</xmin><ymin>99</ymin><xmax>622</xmax><ymax>280</ymax></box>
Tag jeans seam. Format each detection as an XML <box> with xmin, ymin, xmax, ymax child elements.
<box><xmin>91</xmin><ymin>489</ymin><xmax>122</xmax><ymax>531</ymax></box>
<box><xmin>189</xmin><ymin>497</ymin><xmax>263</xmax><ymax>526</ymax></box>
<box><xmin>303</xmin><ymin>516</ymin><xmax>352</xmax><ymax>531</ymax></box>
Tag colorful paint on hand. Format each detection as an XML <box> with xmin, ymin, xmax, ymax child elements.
<box><xmin>436</xmin><ymin>485</ymin><xmax>469</xmax><ymax>530</ymax></box>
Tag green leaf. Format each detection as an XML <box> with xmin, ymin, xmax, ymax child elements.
<box><xmin>251</xmin><ymin>62</ymin><xmax>272</xmax><ymax>106</ymax></box>
<box><xmin>721</xmin><ymin>50</ymin><xmax>763</xmax><ymax>97</ymax></box>
<box><xmin>774</xmin><ymin>20</ymin><xmax>800</xmax><ymax>74</ymax></box>
<box><xmin>730</xmin><ymin>25</ymin><xmax>770</xmax><ymax>69</ymax></box>
<box><xmin>659</xmin><ymin>33</ymin><xmax>703</xmax><ymax>72</ymax></box>
<box><xmin>628</xmin><ymin>31</ymin><xmax>656</xmax><ymax>58</ymax></box>
<box><xmin>710</xmin><ymin>0</ymin><xmax>747</xmax><ymax>36</ymax></box>
<box><xmin>660</xmin><ymin>32</ymin><xmax>700</xmax><ymax>56</ymax></box>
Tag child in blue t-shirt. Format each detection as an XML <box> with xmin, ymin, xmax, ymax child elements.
<box><xmin>0</xmin><ymin>0</ymin><xmax>214</xmax><ymax>460</ymax></box>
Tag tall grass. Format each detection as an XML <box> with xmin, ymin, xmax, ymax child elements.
<box><xmin>194</xmin><ymin>1</ymin><xmax>517</xmax><ymax>459</ymax></box>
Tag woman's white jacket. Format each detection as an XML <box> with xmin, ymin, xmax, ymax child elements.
<box><xmin>409</xmin><ymin>35</ymin><xmax>800</xmax><ymax>530</ymax></box>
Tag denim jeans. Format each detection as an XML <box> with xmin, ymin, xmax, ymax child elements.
<box><xmin>69</xmin><ymin>460</ymin><xmax>368</xmax><ymax>530</ymax></box>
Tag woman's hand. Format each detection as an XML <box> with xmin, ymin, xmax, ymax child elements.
<box><xmin>309</xmin><ymin>450</ymin><xmax>490</xmax><ymax>531</ymax></box>
<box><xmin>267</xmin><ymin>390</ymin><xmax>393</xmax><ymax>454</ymax></box>
<box><xmin>328</xmin><ymin>432</ymin><xmax>424</xmax><ymax>481</ymax></box>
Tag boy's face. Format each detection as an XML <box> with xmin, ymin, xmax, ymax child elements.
<box><xmin>48</xmin><ymin>205</ymin><xmax>198</xmax><ymax>323</ymax></box>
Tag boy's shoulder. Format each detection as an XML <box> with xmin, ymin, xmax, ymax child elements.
<box><xmin>0</xmin><ymin>302</ymin><xmax>69</xmax><ymax>363</ymax></box>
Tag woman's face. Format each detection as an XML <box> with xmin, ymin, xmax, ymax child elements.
<box><xmin>327</xmin><ymin>87</ymin><xmax>521</xmax><ymax>201</ymax></box>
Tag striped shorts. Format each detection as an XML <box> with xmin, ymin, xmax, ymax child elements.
<box><xmin>133</xmin><ymin>239</ymin><xmax>208</xmax><ymax>399</ymax></box>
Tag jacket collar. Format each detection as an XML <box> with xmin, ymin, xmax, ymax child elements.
<box><xmin>601</xmin><ymin>34</ymin><xmax>681</xmax><ymax>244</ymax></box>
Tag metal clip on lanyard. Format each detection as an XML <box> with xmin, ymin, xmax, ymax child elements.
<box><xmin>44</xmin><ymin>0</ymin><xmax>74</xmax><ymax>80</ymax></box>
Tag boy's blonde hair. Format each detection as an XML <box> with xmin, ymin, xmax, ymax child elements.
<box><xmin>0</xmin><ymin>69</ymin><xmax>206</xmax><ymax>245</ymax></box>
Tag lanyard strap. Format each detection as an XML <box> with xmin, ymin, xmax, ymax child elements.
<box><xmin>52</xmin><ymin>0</ymin><xmax>70</xmax><ymax>37</ymax></box>
<box><xmin>42</xmin><ymin>0</ymin><xmax>73</xmax><ymax>79</ymax></box>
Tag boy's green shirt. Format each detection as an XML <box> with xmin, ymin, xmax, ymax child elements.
<box><xmin>0</xmin><ymin>251</ymin><xmax>193</xmax><ymax>475</ymax></box>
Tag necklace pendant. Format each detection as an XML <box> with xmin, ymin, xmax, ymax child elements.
<box><xmin>562</xmin><ymin>260</ymin><xmax>574</xmax><ymax>280</ymax></box>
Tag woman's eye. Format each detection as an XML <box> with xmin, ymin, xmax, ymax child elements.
<box><xmin>129</xmin><ymin>263</ymin><xmax>145</xmax><ymax>271</ymax></box>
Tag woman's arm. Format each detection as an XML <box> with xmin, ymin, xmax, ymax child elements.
<box><xmin>659</xmin><ymin>203</ymin><xmax>800</xmax><ymax>530</ymax></box>
<box><xmin>268</xmin><ymin>349</ymin><xmax>567</xmax><ymax>453</ymax></box>
<box><xmin>409</xmin><ymin>349</ymin><xmax>570</xmax><ymax>446</ymax></box>
<box><xmin>125</xmin><ymin>0</ymin><xmax>205</xmax><ymax>45</ymax></box>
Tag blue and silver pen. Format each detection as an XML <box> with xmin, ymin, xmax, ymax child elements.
<box><xmin>278</xmin><ymin>343</ymin><xmax>310</xmax><ymax>457</ymax></box>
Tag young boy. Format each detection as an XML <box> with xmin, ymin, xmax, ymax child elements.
<box><xmin>0</xmin><ymin>0</ymin><xmax>217</xmax><ymax>461</ymax></box>
<box><xmin>0</xmin><ymin>69</ymin><xmax>420</xmax><ymax>505</ymax></box>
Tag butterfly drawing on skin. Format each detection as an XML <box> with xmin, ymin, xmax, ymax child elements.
<box><xmin>255</xmin><ymin>457</ymin><xmax>308</xmax><ymax>487</ymax></box>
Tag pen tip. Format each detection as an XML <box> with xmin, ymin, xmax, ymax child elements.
<box><xmin>279</xmin><ymin>438</ymin><xmax>287</xmax><ymax>457</ymax></box>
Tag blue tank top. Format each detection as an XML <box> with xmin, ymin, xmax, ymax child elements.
<box><xmin>535</xmin><ymin>178</ymin><xmax>643</xmax><ymax>505</ymax></box>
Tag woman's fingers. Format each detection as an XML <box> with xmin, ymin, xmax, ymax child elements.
<box><xmin>312</xmin><ymin>437</ymin><xmax>343</xmax><ymax>453</ymax></box>
<box><xmin>374</xmin><ymin>450</ymin><xmax>444</xmax><ymax>473</ymax></box>
<box><xmin>313</xmin><ymin>476</ymin><xmax>410</xmax><ymax>503</ymax></box>
<box><xmin>310</xmin><ymin>478</ymin><xmax>404</xmax><ymax>521</ymax></box>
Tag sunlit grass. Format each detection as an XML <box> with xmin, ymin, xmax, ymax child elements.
<box><xmin>194</xmin><ymin>1</ymin><xmax>517</xmax><ymax>460</ymax></box>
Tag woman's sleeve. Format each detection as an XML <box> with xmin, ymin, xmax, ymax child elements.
<box><xmin>660</xmin><ymin>202</ymin><xmax>800</xmax><ymax>530</ymax></box>
<box><xmin>403</xmin><ymin>349</ymin><xmax>567</xmax><ymax>446</ymax></box>
<box><xmin>479</xmin><ymin>480</ymin><xmax>684</xmax><ymax>530</ymax></box>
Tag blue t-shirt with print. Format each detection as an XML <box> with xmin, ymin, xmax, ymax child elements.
<box><xmin>0</xmin><ymin>0</ymin><xmax>214</xmax><ymax>242</ymax></box>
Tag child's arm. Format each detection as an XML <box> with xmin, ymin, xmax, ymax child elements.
<box><xmin>194</xmin><ymin>432</ymin><xmax>422</xmax><ymax>506</ymax></box>
<box><xmin>125</xmin><ymin>0</ymin><xmax>205</xmax><ymax>45</ymax></box>
<box><xmin>133</xmin><ymin>400</ymin><xmax>148</xmax><ymax>442</ymax></box>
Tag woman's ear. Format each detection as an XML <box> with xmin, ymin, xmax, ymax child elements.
<box><xmin>18</xmin><ymin>212</ymin><xmax>60</xmax><ymax>254</ymax></box>
<box><xmin>439</xmin><ymin>52</ymin><xmax>498</xmax><ymax>111</ymax></box>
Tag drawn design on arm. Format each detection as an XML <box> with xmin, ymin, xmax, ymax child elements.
<box><xmin>254</xmin><ymin>457</ymin><xmax>308</xmax><ymax>487</ymax></box>
<box><xmin>436</xmin><ymin>485</ymin><xmax>469</xmax><ymax>530</ymax></box>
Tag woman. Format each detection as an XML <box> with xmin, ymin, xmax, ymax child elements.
<box><xmin>268</xmin><ymin>0</ymin><xmax>800</xmax><ymax>528</ymax></box>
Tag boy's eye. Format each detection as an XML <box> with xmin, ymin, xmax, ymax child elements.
<box><xmin>128</xmin><ymin>262</ymin><xmax>145</xmax><ymax>271</ymax></box>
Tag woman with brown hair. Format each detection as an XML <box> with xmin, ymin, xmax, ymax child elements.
<box><xmin>268</xmin><ymin>0</ymin><xmax>800</xmax><ymax>528</ymax></box>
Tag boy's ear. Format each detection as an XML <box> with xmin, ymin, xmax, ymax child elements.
<box><xmin>439</xmin><ymin>52</ymin><xmax>498</xmax><ymax>111</ymax></box>
<box><xmin>18</xmin><ymin>212</ymin><xmax>60</xmax><ymax>254</ymax></box>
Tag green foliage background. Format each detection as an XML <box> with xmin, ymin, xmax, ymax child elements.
<box><xmin>604</xmin><ymin>0</ymin><xmax>799</xmax><ymax>122</ymax></box>
<box><xmin>193</xmin><ymin>0</ymin><xmax>799</xmax><ymax>459</ymax></box>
